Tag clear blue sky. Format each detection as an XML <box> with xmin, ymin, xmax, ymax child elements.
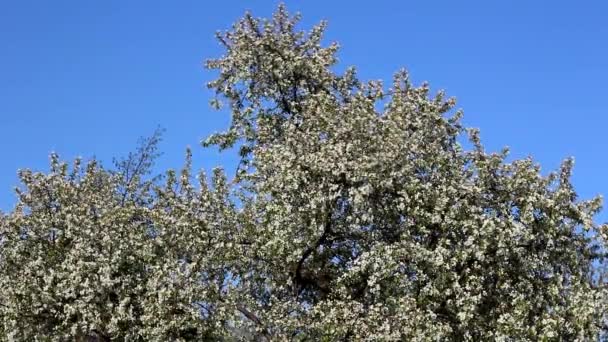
<box><xmin>1</xmin><ymin>1</ymin><xmax>606</xmax><ymax>224</ymax></box>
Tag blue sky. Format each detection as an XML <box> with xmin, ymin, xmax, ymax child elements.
<box><xmin>1</xmin><ymin>1</ymin><xmax>606</xmax><ymax>223</ymax></box>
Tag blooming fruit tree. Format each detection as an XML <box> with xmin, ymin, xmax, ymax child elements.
<box><xmin>1</xmin><ymin>5</ymin><xmax>607</xmax><ymax>341</ymax></box>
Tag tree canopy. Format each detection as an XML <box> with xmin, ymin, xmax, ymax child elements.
<box><xmin>1</xmin><ymin>5</ymin><xmax>607</xmax><ymax>341</ymax></box>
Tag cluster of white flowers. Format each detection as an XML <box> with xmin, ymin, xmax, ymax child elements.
<box><xmin>1</xmin><ymin>4</ymin><xmax>607</xmax><ymax>340</ymax></box>
<box><xmin>0</xmin><ymin>152</ymin><xmax>246</xmax><ymax>340</ymax></box>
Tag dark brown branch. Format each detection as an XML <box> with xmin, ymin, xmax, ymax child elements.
<box><xmin>237</xmin><ymin>304</ymin><xmax>271</xmax><ymax>340</ymax></box>
<box><xmin>294</xmin><ymin>202</ymin><xmax>333</xmax><ymax>296</ymax></box>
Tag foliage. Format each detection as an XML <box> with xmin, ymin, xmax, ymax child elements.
<box><xmin>1</xmin><ymin>4</ymin><xmax>607</xmax><ymax>341</ymax></box>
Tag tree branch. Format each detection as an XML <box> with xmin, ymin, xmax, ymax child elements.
<box><xmin>237</xmin><ymin>304</ymin><xmax>271</xmax><ymax>340</ymax></box>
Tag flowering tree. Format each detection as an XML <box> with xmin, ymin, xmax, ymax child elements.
<box><xmin>1</xmin><ymin>5</ymin><xmax>607</xmax><ymax>341</ymax></box>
